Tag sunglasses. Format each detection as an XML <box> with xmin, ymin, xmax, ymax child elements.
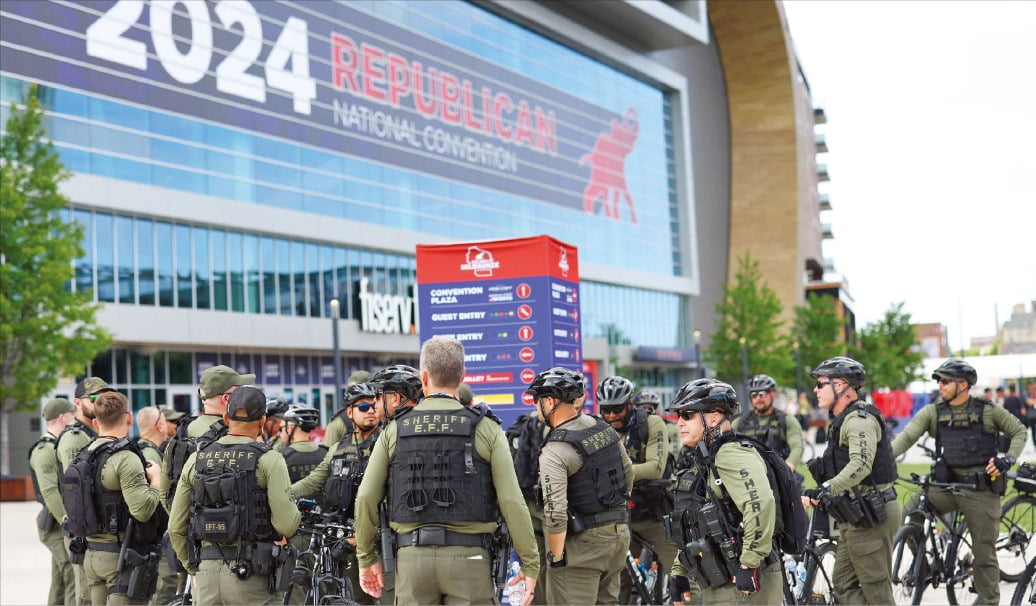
<box><xmin>600</xmin><ymin>405</ymin><xmax>626</xmax><ymax>415</ymax></box>
<box><xmin>937</xmin><ymin>378</ymin><xmax>959</xmax><ymax>386</ymax></box>
<box><xmin>815</xmin><ymin>380</ymin><xmax>847</xmax><ymax>390</ymax></box>
<box><xmin>355</xmin><ymin>403</ymin><xmax>376</xmax><ymax>413</ymax></box>
<box><xmin>750</xmin><ymin>391</ymin><xmax>769</xmax><ymax>399</ymax></box>
<box><xmin>677</xmin><ymin>411</ymin><xmax>697</xmax><ymax>421</ymax></box>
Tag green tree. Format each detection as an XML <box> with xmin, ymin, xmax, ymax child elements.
<box><xmin>791</xmin><ymin>293</ymin><xmax>847</xmax><ymax>388</ymax></box>
<box><xmin>1</xmin><ymin>84</ymin><xmax>111</xmax><ymax>473</ymax></box>
<box><xmin>704</xmin><ymin>253</ymin><xmax>793</xmax><ymax>393</ymax></box>
<box><xmin>849</xmin><ymin>301</ymin><xmax>924</xmax><ymax>390</ymax></box>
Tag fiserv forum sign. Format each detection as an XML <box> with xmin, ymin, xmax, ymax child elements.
<box><xmin>1</xmin><ymin>1</ymin><xmax>656</xmax><ymax>219</ymax></box>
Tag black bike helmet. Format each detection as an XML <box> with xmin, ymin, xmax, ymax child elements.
<box><xmin>343</xmin><ymin>382</ymin><xmax>378</xmax><ymax>406</ymax></box>
<box><xmin>931</xmin><ymin>358</ymin><xmax>978</xmax><ymax>386</ymax></box>
<box><xmin>265</xmin><ymin>397</ymin><xmax>289</xmax><ymax>418</ymax></box>
<box><xmin>596</xmin><ymin>376</ymin><xmax>635</xmax><ymax>406</ymax></box>
<box><xmin>370</xmin><ymin>365</ymin><xmax>423</xmax><ymax>402</ymax></box>
<box><xmin>810</xmin><ymin>356</ymin><xmax>866</xmax><ymax>389</ymax></box>
<box><xmin>282</xmin><ymin>404</ymin><xmax>320</xmax><ymax>432</ymax></box>
<box><xmin>748</xmin><ymin>374</ymin><xmax>777</xmax><ymax>392</ymax></box>
<box><xmin>526</xmin><ymin>367</ymin><xmax>585</xmax><ymax>403</ymax></box>
<box><xmin>632</xmin><ymin>390</ymin><xmax>662</xmax><ymax>409</ymax></box>
<box><xmin>670</xmin><ymin>378</ymin><xmax>740</xmax><ymax>416</ymax></box>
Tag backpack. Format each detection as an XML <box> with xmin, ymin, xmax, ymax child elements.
<box><xmin>507</xmin><ymin>414</ymin><xmax>546</xmax><ymax>502</ymax></box>
<box><xmin>709</xmin><ymin>433</ymin><xmax>808</xmax><ymax>556</ymax></box>
<box><xmin>164</xmin><ymin>415</ymin><xmax>228</xmax><ymax>507</ymax></box>
<box><xmin>62</xmin><ymin>438</ymin><xmax>140</xmax><ymax>538</ymax></box>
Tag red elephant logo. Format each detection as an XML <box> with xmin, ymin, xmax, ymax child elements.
<box><xmin>579</xmin><ymin>107</ymin><xmax>639</xmax><ymax>223</ymax></box>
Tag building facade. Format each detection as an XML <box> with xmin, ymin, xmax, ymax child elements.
<box><xmin>2</xmin><ymin>1</ymin><xmax>827</xmax><ymax>471</ymax></box>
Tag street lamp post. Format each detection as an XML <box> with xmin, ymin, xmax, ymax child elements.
<box><xmin>739</xmin><ymin>337</ymin><xmax>749</xmax><ymax>402</ymax></box>
<box><xmin>330</xmin><ymin>298</ymin><xmax>343</xmax><ymax>413</ymax></box>
<box><xmin>693</xmin><ymin>329</ymin><xmax>703</xmax><ymax>379</ymax></box>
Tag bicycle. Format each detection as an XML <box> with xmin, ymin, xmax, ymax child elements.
<box><xmin>1011</xmin><ymin>554</ymin><xmax>1036</xmax><ymax>605</ymax></box>
<box><xmin>624</xmin><ymin>527</ymin><xmax>669</xmax><ymax>605</ymax></box>
<box><xmin>160</xmin><ymin>574</ymin><xmax>191</xmax><ymax>606</ymax></box>
<box><xmin>786</xmin><ymin>507</ymin><xmax>838</xmax><ymax>605</ymax></box>
<box><xmin>890</xmin><ymin>471</ymin><xmax>977</xmax><ymax>605</ymax></box>
<box><xmin>998</xmin><ymin>467</ymin><xmax>1036</xmax><ymax>581</ymax></box>
<box><xmin>285</xmin><ymin>507</ymin><xmax>359</xmax><ymax>606</ymax></box>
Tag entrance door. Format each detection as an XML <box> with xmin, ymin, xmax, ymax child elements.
<box><xmin>167</xmin><ymin>387</ymin><xmax>198</xmax><ymax>416</ymax></box>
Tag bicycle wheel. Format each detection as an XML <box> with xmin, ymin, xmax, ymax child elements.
<box><xmin>945</xmin><ymin>518</ymin><xmax>974</xmax><ymax>605</ymax></box>
<box><xmin>1011</xmin><ymin>555</ymin><xmax>1036</xmax><ymax>605</ymax></box>
<box><xmin>1001</xmin><ymin>494</ymin><xmax>1036</xmax><ymax>582</ymax></box>
<box><xmin>892</xmin><ymin>523</ymin><xmax>928</xmax><ymax>605</ymax></box>
<box><xmin>798</xmin><ymin>542</ymin><xmax>837</xmax><ymax>605</ymax></box>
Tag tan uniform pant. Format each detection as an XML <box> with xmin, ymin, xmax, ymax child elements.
<box><xmin>833</xmin><ymin>499</ymin><xmax>900</xmax><ymax>605</ymax></box>
<box><xmin>905</xmin><ymin>485</ymin><xmax>1001</xmax><ymax>604</ymax></box>
<box><xmin>41</xmin><ymin>526</ymin><xmax>76</xmax><ymax>605</ymax></box>
<box><xmin>63</xmin><ymin>534</ymin><xmax>89</xmax><ymax>606</ymax></box>
<box><xmin>394</xmin><ymin>545</ymin><xmax>494</xmax><ymax>605</ymax></box>
<box><xmin>193</xmin><ymin>558</ymin><xmax>281</xmax><ymax>605</ymax></box>
<box><xmin>546</xmin><ymin>523</ymin><xmax>630</xmax><ymax>606</ymax></box>
<box><xmin>83</xmin><ymin>549</ymin><xmax>148</xmax><ymax>606</ymax></box>
<box><xmin>700</xmin><ymin>561</ymin><xmax>783</xmax><ymax>606</ymax></box>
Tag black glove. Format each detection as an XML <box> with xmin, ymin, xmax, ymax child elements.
<box><xmin>670</xmin><ymin>575</ymin><xmax>691</xmax><ymax>601</ymax></box>
<box><xmin>803</xmin><ymin>485</ymin><xmax>830</xmax><ymax>504</ymax></box>
<box><xmin>735</xmin><ymin>565</ymin><xmax>761</xmax><ymax>593</ymax></box>
<box><xmin>994</xmin><ymin>457</ymin><xmax>1014</xmax><ymax>474</ymax></box>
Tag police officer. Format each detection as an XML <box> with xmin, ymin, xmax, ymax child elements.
<box><xmin>354</xmin><ymin>336</ymin><xmax>540</xmax><ymax>606</ymax></box>
<box><xmin>598</xmin><ymin>376</ymin><xmax>676</xmax><ymax>604</ymax></box>
<box><xmin>634</xmin><ymin>390</ymin><xmax>681</xmax><ymax>458</ymax></box>
<box><xmin>667</xmin><ymin>379</ymin><xmax>781</xmax><ymax>605</ymax></box>
<box><xmin>157</xmin><ymin>406</ymin><xmax>184</xmax><ymax>445</ymax></box>
<box><xmin>732</xmin><ymin>374</ymin><xmax>805</xmax><ymax>471</ymax></box>
<box><xmin>30</xmin><ymin>397</ymin><xmax>77</xmax><ymax>606</ymax></box>
<box><xmin>168</xmin><ymin>386</ymin><xmax>301</xmax><ymax>605</ymax></box>
<box><xmin>891</xmin><ymin>358</ymin><xmax>1026</xmax><ymax>605</ymax></box>
<box><xmin>371</xmin><ymin>364</ymin><xmax>423</xmax><ymax>423</ymax></box>
<box><xmin>278</xmin><ymin>404</ymin><xmax>327</xmax><ymax>483</ymax></box>
<box><xmin>134</xmin><ymin>408</ymin><xmax>166</xmax><ymax>466</ymax></box>
<box><xmin>161</xmin><ymin>365</ymin><xmax>253</xmax><ymax>506</ymax></box>
<box><xmin>802</xmin><ymin>356</ymin><xmax>899</xmax><ymax>605</ymax></box>
<box><xmin>262</xmin><ymin>397</ymin><xmax>289</xmax><ymax>448</ymax></box>
<box><xmin>58</xmin><ymin>377</ymin><xmax>115</xmax><ymax>606</ymax></box>
<box><xmin>68</xmin><ymin>391</ymin><xmax>164</xmax><ymax>606</ymax></box>
<box><xmin>324</xmin><ymin>370</ymin><xmax>372</xmax><ymax>446</ymax></box>
<box><xmin>529</xmin><ymin>367</ymin><xmax>632</xmax><ymax>604</ymax></box>
<box><xmin>291</xmin><ymin>382</ymin><xmax>381</xmax><ymax>605</ymax></box>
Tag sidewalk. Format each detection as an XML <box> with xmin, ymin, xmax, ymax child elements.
<box><xmin>1</xmin><ymin>500</ymin><xmax>52</xmax><ymax>605</ymax></box>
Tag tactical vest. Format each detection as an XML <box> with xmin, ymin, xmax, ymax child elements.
<box><xmin>821</xmin><ymin>401</ymin><xmax>896</xmax><ymax>485</ymax></box>
<box><xmin>545</xmin><ymin>416</ymin><xmax>628</xmax><ymax>522</ymax></box>
<box><xmin>29</xmin><ymin>434</ymin><xmax>58</xmax><ymax>508</ymax></box>
<box><xmin>389</xmin><ymin>406</ymin><xmax>498</xmax><ymax>524</ymax></box>
<box><xmin>509</xmin><ymin>414</ymin><xmax>548</xmax><ymax>504</ymax></box>
<box><xmin>736</xmin><ymin>410</ymin><xmax>791</xmax><ymax>459</ymax></box>
<box><xmin>936</xmin><ymin>398</ymin><xmax>999</xmax><ymax>468</ymax></box>
<box><xmin>55</xmin><ymin>420</ymin><xmax>97</xmax><ymax>457</ymax></box>
<box><xmin>280</xmin><ymin>443</ymin><xmax>328</xmax><ymax>484</ymax></box>
<box><xmin>669</xmin><ymin>466</ymin><xmax>706</xmax><ymax>544</ymax></box>
<box><xmin>191</xmin><ymin>441</ymin><xmax>274</xmax><ymax>546</ymax></box>
<box><xmin>63</xmin><ymin>438</ymin><xmax>139</xmax><ymax>539</ymax></box>
<box><xmin>165</xmin><ymin>416</ymin><xmax>228</xmax><ymax>506</ymax></box>
<box><xmin>322</xmin><ymin>430</ymin><xmax>379</xmax><ymax>517</ymax></box>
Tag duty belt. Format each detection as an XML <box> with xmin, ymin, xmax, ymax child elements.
<box><xmin>396</xmin><ymin>526</ymin><xmax>489</xmax><ymax>548</ymax></box>
<box><xmin>86</xmin><ymin>541</ymin><xmax>122</xmax><ymax>553</ymax></box>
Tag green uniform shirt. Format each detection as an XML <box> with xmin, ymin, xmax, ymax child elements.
<box><xmin>672</xmin><ymin>439</ymin><xmax>777</xmax><ymax>574</ymax></box>
<box><xmin>138</xmin><ymin>438</ymin><xmax>163</xmax><ymax>466</ymax></box>
<box><xmin>291</xmin><ymin>431</ymin><xmax>377</xmax><ymax>499</ymax></box>
<box><xmin>827</xmin><ymin>410</ymin><xmax>891</xmax><ymax>495</ymax></box>
<box><xmin>538</xmin><ymin>413</ymin><xmax>635</xmax><ymax>534</ymax></box>
<box><xmin>84</xmin><ymin>437</ymin><xmax>162</xmax><ymax>544</ymax></box>
<box><xmin>168</xmin><ymin>435</ymin><xmax>301</xmax><ymax>572</ymax></box>
<box><xmin>353</xmin><ymin>397</ymin><xmax>541</xmax><ymax>578</ymax></box>
<box><xmin>731</xmin><ymin>410</ymin><xmax>805</xmax><ymax>468</ymax></box>
<box><xmin>56</xmin><ymin>421</ymin><xmax>97</xmax><ymax>471</ymax></box>
<box><xmin>29</xmin><ymin>432</ymin><xmax>66</xmax><ymax>521</ymax></box>
<box><xmin>892</xmin><ymin>398</ymin><xmax>1026</xmax><ymax>473</ymax></box>
<box><xmin>620</xmin><ymin>413</ymin><xmax>669</xmax><ymax>481</ymax></box>
<box><xmin>323</xmin><ymin>412</ymin><xmax>351</xmax><ymax>447</ymax></box>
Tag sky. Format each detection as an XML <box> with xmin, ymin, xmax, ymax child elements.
<box><xmin>781</xmin><ymin>1</ymin><xmax>1035</xmax><ymax>352</ymax></box>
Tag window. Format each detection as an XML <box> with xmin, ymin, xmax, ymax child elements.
<box><xmin>194</xmin><ymin>227</ymin><xmax>210</xmax><ymax>309</ymax></box>
<box><xmin>73</xmin><ymin>209</ymin><xmax>94</xmax><ymax>297</ymax></box>
<box><xmin>137</xmin><ymin>219</ymin><xmax>155</xmax><ymax>305</ymax></box>
<box><xmin>156</xmin><ymin>222</ymin><xmax>174</xmax><ymax>307</ymax></box>
<box><xmin>262</xmin><ymin>237</ymin><xmax>277</xmax><ymax>314</ymax></box>
<box><xmin>228</xmin><ymin>233</ymin><xmax>244</xmax><ymax>312</ymax></box>
<box><xmin>95</xmin><ymin>213</ymin><xmax>114</xmax><ymax>302</ymax></box>
<box><xmin>211</xmin><ymin>230</ymin><xmax>228</xmax><ymax>311</ymax></box>
<box><xmin>175</xmin><ymin>225</ymin><xmax>193</xmax><ymax>308</ymax></box>
<box><xmin>116</xmin><ymin>216</ymin><xmax>135</xmax><ymax>303</ymax></box>
<box><xmin>292</xmin><ymin>242</ymin><xmax>306</xmax><ymax>316</ymax></box>
<box><xmin>244</xmin><ymin>235</ymin><xmax>260</xmax><ymax>313</ymax></box>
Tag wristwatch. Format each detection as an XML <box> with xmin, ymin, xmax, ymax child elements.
<box><xmin>547</xmin><ymin>550</ymin><xmax>567</xmax><ymax>568</ymax></box>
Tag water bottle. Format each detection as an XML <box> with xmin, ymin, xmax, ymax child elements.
<box><xmin>506</xmin><ymin>561</ymin><xmax>526</xmax><ymax>606</ymax></box>
<box><xmin>797</xmin><ymin>561</ymin><xmax>808</xmax><ymax>584</ymax></box>
<box><xmin>644</xmin><ymin>561</ymin><xmax>658</xmax><ymax>593</ymax></box>
<box><xmin>783</xmin><ymin>554</ymin><xmax>799</xmax><ymax>590</ymax></box>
